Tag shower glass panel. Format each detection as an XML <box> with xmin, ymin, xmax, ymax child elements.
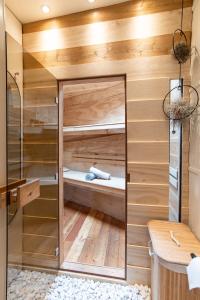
<box><xmin>6</xmin><ymin>35</ymin><xmax>59</xmax><ymax>296</ymax></box>
<box><xmin>7</xmin><ymin>70</ymin><xmax>23</xmax><ymax>285</ymax></box>
<box><xmin>23</xmin><ymin>52</ymin><xmax>59</xmax><ymax>269</ymax></box>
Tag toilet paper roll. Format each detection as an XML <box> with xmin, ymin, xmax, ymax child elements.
<box><xmin>89</xmin><ymin>167</ymin><xmax>111</xmax><ymax>180</ymax></box>
<box><xmin>187</xmin><ymin>257</ymin><xmax>200</xmax><ymax>290</ymax></box>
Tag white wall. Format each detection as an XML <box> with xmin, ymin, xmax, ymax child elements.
<box><xmin>5</xmin><ymin>6</ymin><xmax>22</xmax><ymax>44</ymax></box>
<box><xmin>189</xmin><ymin>0</ymin><xmax>200</xmax><ymax>240</ymax></box>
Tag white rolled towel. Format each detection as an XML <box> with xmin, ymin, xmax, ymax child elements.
<box><xmin>90</xmin><ymin>167</ymin><xmax>111</xmax><ymax>180</ymax></box>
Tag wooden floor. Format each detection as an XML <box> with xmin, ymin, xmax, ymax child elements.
<box><xmin>62</xmin><ymin>201</ymin><xmax>125</xmax><ymax>278</ymax></box>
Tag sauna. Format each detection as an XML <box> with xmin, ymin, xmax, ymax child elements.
<box><xmin>3</xmin><ymin>1</ymin><xmax>200</xmax><ymax>299</ymax></box>
<box><xmin>59</xmin><ymin>76</ymin><xmax>126</xmax><ymax>278</ymax></box>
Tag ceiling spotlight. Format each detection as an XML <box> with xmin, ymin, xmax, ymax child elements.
<box><xmin>41</xmin><ymin>5</ymin><xmax>50</xmax><ymax>14</ymax></box>
<box><xmin>88</xmin><ymin>0</ymin><xmax>95</xmax><ymax>3</ymax></box>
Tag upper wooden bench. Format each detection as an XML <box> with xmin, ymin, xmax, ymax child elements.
<box><xmin>63</xmin><ymin>170</ymin><xmax>125</xmax><ymax>197</ymax></box>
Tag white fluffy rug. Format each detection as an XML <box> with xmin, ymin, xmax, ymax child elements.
<box><xmin>8</xmin><ymin>269</ymin><xmax>151</xmax><ymax>300</ymax></box>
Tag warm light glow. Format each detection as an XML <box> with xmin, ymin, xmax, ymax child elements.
<box><xmin>133</xmin><ymin>14</ymin><xmax>155</xmax><ymax>39</ymax></box>
<box><xmin>87</xmin><ymin>22</ymin><xmax>107</xmax><ymax>45</ymax></box>
<box><xmin>88</xmin><ymin>0</ymin><xmax>95</xmax><ymax>3</ymax></box>
<box><xmin>41</xmin><ymin>5</ymin><xmax>50</xmax><ymax>14</ymax></box>
<box><xmin>40</xmin><ymin>28</ymin><xmax>64</xmax><ymax>51</ymax></box>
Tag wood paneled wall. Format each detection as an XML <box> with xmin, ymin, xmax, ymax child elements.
<box><xmin>189</xmin><ymin>0</ymin><xmax>200</xmax><ymax>241</ymax></box>
<box><xmin>23</xmin><ymin>53</ymin><xmax>59</xmax><ymax>268</ymax></box>
<box><xmin>159</xmin><ymin>265</ymin><xmax>200</xmax><ymax>300</ymax></box>
<box><xmin>63</xmin><ymin>77</ymin><xmax>125</xmax><ymax>126</ymax></box>
<box><xmin>62</xmin><ymin>76</ymin><xmax>126</xmax><ymax>222</ymax></box>
<box><xmin>23</xmin><ymin>0</ymin><xmax>192</xmax><ymax>284</ymax></box>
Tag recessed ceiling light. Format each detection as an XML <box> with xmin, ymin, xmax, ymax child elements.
<box><xmin>41</xmin><ymin>5</ymin><xmax>50</xmax><ymax>14</ymax></box>
<box><xmin>88</xmin><ymin>0</ymin><xmax>95</xmax><ymax>3</ymax></box>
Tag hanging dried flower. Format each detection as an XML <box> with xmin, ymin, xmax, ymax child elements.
<box><xmin>174</xmin><ymin>42</ymin><xmax>191</xmax><ymax>63</ymax></box>
<box><xmin>165</xmin><ymin>100</ymin><xmax>196</xmax><ymax>120</ymax></box>
<box><xmin>163</xmin><ymin>84</ymin><xmax>199</xmax><ymax>121</ymax></box>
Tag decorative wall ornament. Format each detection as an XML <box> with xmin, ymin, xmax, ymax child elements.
<box><xmin>173</xmin><ymin>29</ymin><xmax>190</xmax><ymax>64</ymax></box>
<box><xmin>162</xmin><ymin>0</ymin><xmax>199</xmax><ymax>133</ymax></box>
<box><xmin>163</xmin><ymin>84</ymin><xmax>199</xmax><ymax>121</ymax></box>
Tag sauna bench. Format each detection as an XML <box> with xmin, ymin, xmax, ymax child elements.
<box><xmin>63</xmin><ymin>170</ymin><xmax>125</xmax><ymax>197</ymax></box>
<box><xmin>148</xmin><ymin>220</ymin><xmax>200</xmax><ymax>300</ymax></box>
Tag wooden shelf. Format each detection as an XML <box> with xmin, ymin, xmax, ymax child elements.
<box><xmin>63</xmin><ymin>170</ymin><xmax>125</xmax><ymax>197</ymax></box>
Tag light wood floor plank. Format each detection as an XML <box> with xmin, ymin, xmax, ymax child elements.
<box><xmin>78</xmin><ymin>211</ymin><xmax>104</xmax><ymax>265</ymax></box>
<box><xmin>63</xmin><ymin>202</ymin><xmax>125</xmax><ymax>277</ymax></box>
<box><xmin>92</xmin><ymin>214</ymin><xmax>111</xmax><ymax>266</ymax></box>
<box><xmin>65</xmin><ymin>209</ymin><xmax>97</xmax><ymax>262</ymax></box>
<box><xmin>105</xmin><ymin>218</ymin><xmax>121</xmax><ymax>268</ymax></box>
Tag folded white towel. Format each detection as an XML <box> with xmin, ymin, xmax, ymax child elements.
<box><xmin>90</xmin><ymin>167</ymin><xmax>111</xmax><ymax>180</ymax></box>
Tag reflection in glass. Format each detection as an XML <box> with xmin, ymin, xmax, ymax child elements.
<box><xmin>7</xmin><ymin>71</ymin><xmax>22</xmax><ymax>223</ymax></box>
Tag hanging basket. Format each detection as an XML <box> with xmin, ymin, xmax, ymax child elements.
<box><xmin>173</xmin><ymin>29</ymin><xmax>191</xmax><ymax>64</ymax></box>
<box><xmin>163</xmin><ymin>84</ymin><xmax>199</xmax><ymax>120</ymax></box>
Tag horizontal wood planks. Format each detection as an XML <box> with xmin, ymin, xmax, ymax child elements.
<box><xmin>23</xmin><ymin>0</ymin><xmax>192</xmax><ymax>284</ymax></box>
<box><xmin>127</xmin><ymin>225</ymin><xmax>149</xmax><ymax>247</ymax></box>
<box><xmin>62</xmin><ymin>201</ymin><xmax>125</xmax><ymax>278</ymax></box>
<box><xmin>23</xmin><ymin>0</ymin><xmax>192</xmax><ymax>34</ymax></box>
<box><xmin>63</xmin><ymin>77</ymin><xmax>125</xmax><ymax>126</ymax></box>
<box><xmin>127</xmin><ymin>245</ymin><xmax>150</xmax><ymax>268</ymax></box>
<box><xmin>23</xmin><ymin>183</ymin><xmax>59</xmax><ymax>267</ymax></box>
<box><xmin>64</xmin><ymin>184</ymin><xmax>125</xmax><ymax>221</ymax></box>
<box><xmin>126</xmin><ymin>78</ymin><xmax>169</xmax><ymax>285</ymax></box>
<box><xmin>128</xmin><ymin>162</ymin><xmax>168</xmax><ymax>184</ymax></box>
<box><xmin>23</xmin><ymin>32</ymin><xmax>191</xmax><ymax>69</ymax></box>
<box><xmin>23</xmin><ymin>9</ymin><xmax>192</xmax><ymax>53</ymax></box>
<box><xmin>128</xmin><ymin>183</ymin><xmax>168</xmax><ymax>205</ymax></box>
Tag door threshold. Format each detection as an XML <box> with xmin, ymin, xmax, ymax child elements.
<box><xmin>61</xmin><ymin>260</ymin><xmax>125</xmax><ymax>280</ymax></box>
<box><xmin>21</xmin><ymin>264</ymin><xmax>127</xmax><ymax>285</ymax></box>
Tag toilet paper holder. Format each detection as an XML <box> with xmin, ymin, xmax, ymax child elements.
<box><xmin>191</xmin><ymin>253</ymin><xmax>197</xmax><ymax>259</ymax></box>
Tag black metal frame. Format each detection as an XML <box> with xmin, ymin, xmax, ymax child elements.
<box><xmin>163</xmin><ymin>84</ymin><xmax>199</xmax><ymax>121</ymax></box>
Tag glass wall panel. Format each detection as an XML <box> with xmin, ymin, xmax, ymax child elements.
<box><xmin>22</xmin><ymin>52</ymin><xmax>59</xmax><ymax>268</ymax></box>
<box><xmin>6</xmin><ymin>33</ymin><xmax>23</xmax><ymax>286</ymax></box>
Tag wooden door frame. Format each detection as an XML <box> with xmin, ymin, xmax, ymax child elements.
<box><xmin>58</xmin><ymin>74</ymin><xmax>128</xmax><ymax>279</ymax></box>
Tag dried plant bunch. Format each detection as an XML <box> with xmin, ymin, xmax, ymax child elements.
<box><xmin>165</xmin><ymin>99</ymin><xmax>196</xmax><ymax>119</ymax></box>
<box><xmin>174</xmin><ymin>42</ymin><xmax>191</xmax><ymax>63</ymax></box>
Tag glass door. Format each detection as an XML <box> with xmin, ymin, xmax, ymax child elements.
<box><xmin>6</xmin><ymin>32</ymin><xmax>44</xmax><ymax>294</ymax></box>
<box><xmin>6</xmin><ymin>70</ymin><xmax>23</xmax><ymax>286</ymax></box>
